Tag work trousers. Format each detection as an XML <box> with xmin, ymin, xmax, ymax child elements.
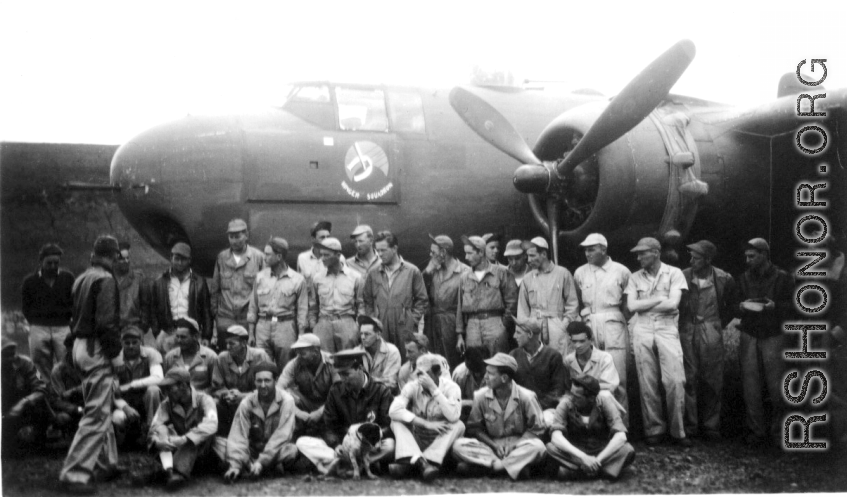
<box><xmin>226</xmin><ymin>438</ymin><xmax>298</xmax><ymax>472</ymax></box>
<box><xmin>541</xmin><ymin>316</ymin><xmax>570</xmax><ymax>359</ymax></box>
<box><xmin>465</xmin><ymin>316</ymin><xmax>508</xmax><ymax>357</ymax></box>
<box><xmin>546</xmin><ymin>441</ymin><xmax>635</xmax><ymax>479</ymax></box>
<box><xmin>295</xmin><ymin>436</ymin><xmax>394</xmax><ymax>468</ymax></box>
<box><xmin>739</xmin><ymin>332</ymin><xmax>785</xmax><ymax>439</ymax></box>
<box><xmin>113</xmin><ymin>385</ymin><xmax>162</xmax><ymax>443</ymax></box>
<box><xmin>59</xmin><ymin>338</ymin><xmax>119</xmax><ymax>485</ymax></box>
<box><xmin>156</xmin><ymin>432</ymin><xmax>226</xmax><ymax>477</ymax></box>
<box><xmin>29</xmin><ymin>324</ymin><xmax>70</xmax><ymax>383</ymax></box>
<box><xmin>392</xmin><ymin>420</ymin><xmax>465</xmax><ymax>465</ymax></box>
<box><xmin>586</xmin><ymin>312</ymin><xmax>629</xmax><ymax>425</ymax></box>
<box><xmin>430</xmin><ymin>311</ymin><xmax>461</xmax><ymax>370</ymax></box>
<box><xmin>452</xmin><ymin>435</ymin><xmax>546</xmax><ymax>480</ymax></box>
<box><xmin>632</xmin><ymin>315</ymin><xmax>686</xmax><ymax>439</ymax></box>
<box><xmin>313</xmin><ymin>316</ymin><xmax>359</xmax><ymax>354</ymax></box>
<box><xmin>256</xmin><ymin>319</ymin><xmax>297</xmax><ymax>369</ymax></box>
<box><xmin>681</xmin><ymin>319</ymin><xmax>724</xmax><ymax>436</ymax></box>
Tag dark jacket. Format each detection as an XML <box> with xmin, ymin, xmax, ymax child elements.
<box><xmin>70</xmin><ymin>261</ymin><xmax>121</xmax><ymax>359</ymax></box>
<box><xmin>322</xmin><ymin>373</ymin><xmax>393</xmax><ymax>447</ymax></box>
<box><xmin>737</xmin><ymin>262</ymin><xmax>795</xmax><ymax>339</ymax></box>
<box><xmin>510</xmin><ymin>345</ymin><xmax>568</xmax><ymax>410</ymax></box>
<box><xmin>680</xmin><ymin>265</ymin><xmax>739</xmax><ymax>328</ymax></box>
<box><xmin>150</xmin><ymin>269</ymin><xmax>213</xmax><ymax>340</ymax></box>
<box><xmin>21</xmin><ymin>269</ymin><xmax>75</xmax><ymax>326</ymax></box>
<box><xmin>2</xmin><ymin>354</ymin><xmax>48</xmax><ymax>415</ymax></box>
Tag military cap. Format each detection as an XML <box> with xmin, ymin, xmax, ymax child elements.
<box><xmin>484</xmin><ymin>352</ymin><xmax>518</xmax><ymax>373</ymax></box>
<box><xmin>482</xmin><ymin>233</ymin><xmax>502</xmax><ymax>243</ymax></box>
<box><xmin>516</xmin><ymin>319</ymin><xmax>542</xmax><ymax>336</ymax></box>
<box><xmin>226</xmin><ymin>325</ymin><xmax>249</xmax><ymax>338</ymax></box>
<box><xmin>268</xmin><ymin>236</ymin><xmax>289</xmax><ymax>254</ymax></box>
<box><xmin>291</xmin><ymin>333</ymin><xmax>321</xmax><ymax>350</ymax></box>
<box><xmin>503</xmin><ymin>239</ymin><xmax>525</xmax><ymax>257</ymax></box>
<box><xmin>311</xmin><ymin>221</ymin><xmax>332</xmax><ymax>237</ymax></box>
<box><xmin>175</xmin><ymin>316</ymin><xmax>200</xmax><ymax>334</ymax></box>
<box><xmin>461</xmin><ymin>235</ymin><xmax>486</xmax><ymax>252</ymax></box>
<box><xmin>333</xmin><ymin>349</ymin><xmax>367</xmax><ymax>371</ymax></box>
<box><xmin>687</xmin><ymin>240</ymin><xmax>717</xmax><ymax>259</ymax></box>
<box><xmin>529</xmin><ymin>236</ymin><xmax>549</xmax><ymax>250</ymax></box>
<box><xmin>159</xmin><ymin>368</ymin><xmax>191</xmax><ymax>387</ymax></box>
<box><xmin>227</xmin><ymin>218</ymin><xmax>248</xmax><ymax>233</ymax></box>
<box><xmin>747</xmin><ymin>238</ymin><xmax>770</xmax><ymax>252</ymax></box>
<box><xmin>429</xmin><ymin>234</ymin><xmax>454</xmax><ymax>251</ymax></box>
<box><xmin>251</xmin><ymin>361</ymin><xmax>278</xmax><ymax>378</ymax></box>
<box><xmin>171</xmin><ymin>242</ymin><xmax>191</xmax><ymax>258</ymax></box>
<box><xmin>572</xmin><ymin>374</ymin><xmax>601</xmax><ymax>397</ymax></box>
<box><xmin>351</xmin><ymin>225</ymin><xmax>373</xmax><ymax>238</ymax></box>
<box><xmin>630</xmin><ymin>237</ymin><xmax>661</xmax><ymax>252</ymax></box>
<box><xmin>39</xmin><ymin>243</ymin><xmax>64</xmax><ymax>260</ymax></box>
<box><xmin>314</xmin><ymin>237</ymin><xmax>342</xmax><ymax>253</ymax></box>
<box><xmin>121</xmin><ymin>325</ymin><xmax>144</xmax><ymax>340</ymax></box>
<box><xmin>580</xmin><ymin>233</ymin><xmax>608</xmax><ymax>248</ymax></box>
<box><xmin>357</xmin><ymin>315</ymin><xmax>384</xmax><ymax>333</ymax></box>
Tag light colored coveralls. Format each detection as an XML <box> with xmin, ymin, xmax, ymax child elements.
<box><xmin>517</xmin><ymin>264</ymin><xmax>579</xmax><ymax>359</ymax></box>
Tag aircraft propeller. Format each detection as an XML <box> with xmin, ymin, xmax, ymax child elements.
<box><xmin>449</xmin><ymin>39</ymin><xmax>696</xmax><ymax>264</ymax></box>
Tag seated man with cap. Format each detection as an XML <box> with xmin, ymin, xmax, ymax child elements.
<box><xmin>211</xmin><ymin>325</ymin><xmax>272</xmax><ymax>435</ymax></box>
<box><xmin>308</xmin><ymin>236</ymin><xmax>364</xmax><ymax>353</ymax></box>
<box><xmin>452</xmin><ymin>345</ymin><xmax>490</xmax><ymax>422</ymax></box>
<box><xmin>547</xmin><ymin>375</ymin><xmax>635</xmax><ymax>481</ymax></box>
<box><xmin>354</xmin><ymin>315</ymin><xmax>401</xmax><ymax>393</ymax></box>
<box><xmin>347</xmin><ymin>224</ymin><xmax>380</xmax><ymax>279</ymax></box>
<box><xmin>388</xmin><ymin>353</ymin><xmax>465</xmax><ymax>481</ymax></box>
<box><xmin>248</xmin><ymin>236</ymin><xmax>308</xmax><ymax>369</ymax></box>
<box><xmin>295</xmin><ymin>349</ymin><xmax>395</xmax><ymax>475</ymax></box>
<box><xmin>452</xmin><ymin>353</ymin><xmax>547</xmax><ymax>480</ymax></box>
<box><xmin>2</xmin><ymin>337</ymin><xmax>49</xmax><ymax>454</ymax></box>
<box><xmin>563</xmin><ymin>322</ymin><xmax>625</xmax><ymax>424</ymax></box>
<box><xmin>112</xmin><ymin>324</ymin><xmax>164</xmax><ymax>446</ymax></box>
<box><xmin>277</xmin><ymin>333</ymin><xmax>338</xmax><ymax>437</ymax></box>
<box><xmin>398</xmin><ymin>333</ymin><xmax>429</xmax><ymax>390</ymax></box>
<box><xmin>163</xmin><ymin>317</ymin><xmax>218</xmax><ymax>394</ymax></box>
<box><xmin>509</xmin><ymin>319</ymin><xmax>568</xmax><ymax>427</ymax></box>
<box><xmin>145</xmin><ymin>368</ymin><xmax>223</xmax><ymax>490</ymax></box>
<box><xmin>49</xmin><ymin>348</ymin><xmax>86</xmax><ymax>438</ymax></box>
<box><xmin>223</xmin><ymin>362</ymin><xmax>298</xmax><ymax>482</ymax></box>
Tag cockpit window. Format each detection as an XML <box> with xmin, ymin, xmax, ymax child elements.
<box><xmin>335</xmin><ymin>87</ymin><xmax>388</xmax><ymax>132</ymax></box>
<box><xmin>388</xmin><ymin>91</ymin><xmax>425</xmax><ymax>134</ymax></box>
<box><xmin>282</xmin><ymin>84</ymin><xmax>334</xmax><ymax>129</ymax></box>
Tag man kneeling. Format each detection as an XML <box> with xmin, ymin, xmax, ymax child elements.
<box><xmin>223</xmin><ymin>362</ymin><xmax>298</xmax><ymax>482</ymax></box>
<box><xmin>388</xmin><ymin>353</ymin><xmax>464</xmax><ymax>481</ymax></box>
<box><xmin>547</xmin><ymin>375</ymin><xmax>635</xmax><ymax>480</ymax></box>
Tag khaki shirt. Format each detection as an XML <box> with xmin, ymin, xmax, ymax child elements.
<box><xmin>624</xmin><ymin>262</ymin><xmax>688</xmax><ymax>319</ymax></box>
<box><xmin>297</xmin><ymin>250</ymin><xmax>346</xmax><ymax>283</ymax></box>
<box><xmin>457</xmin><ymin>261</ymin><xmax>518</xmax><ymax>332</ymax></box>
<box><xmin>308</xmin><ymin>266</ymin><xmax>364</xmax><ymax>329</ymax></box>
<box><xmin>430</xmin><ymin>259</ymin><xmax>470</xmax><ymax>314</ymax></box>
<box><xmin>355</xmin><ymin>340</ymin><xmax>401</xmax><ymax>391</ymax></box>
<box><xmin>247</xmin><ymin>266</ymin><xmax>308</xmax><ymax>331</ymax></box>
<box><xmin>467</xmin><ymin>381</ymin><xmax>545</xmax><ymax>440</ymax></box>
<box><xmin>150</xmin><ymin>387</ymin><xmax>218</xmax><ymax>446</ymax></box>
<box><xmin>212</xmin><ymin>246</ymin><xmax>264</xmax><ymax>320</ymax></box>
<box><xmin>563</xmin><ymin>346</ymin><xmax>620</xmax><ymax>393</ymax></box>
<box><xmin>574</xmin><ymin>258</ymin><xmax>631</xmax><ymax>316</ymax></box>
<box><xmin>517</xmin><ymin>263</ymin><xmax>579</xmax><ymax>323</ymax></box>
<box><xmin>226</xmin><ymin>387</ymin><xmax>296</xmax><ymax>470</ymax></box>
<box><xmin>211</xmin><ymin>347</ymin><xmax>272</xmax><ymax>397</ymax></box>
<box><xmin>163</xmin><ymin>345</ymin><xmax>218</xmax><ymax>393</ymax></box>
<box><xmin>347</xmin><ymin>250</ymin><xmax>381</xmax><ymax>279</ymax></box>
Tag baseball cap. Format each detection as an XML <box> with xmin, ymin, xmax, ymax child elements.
<box><xmin>227</xmin><ymin>218</ymin><xmax>248</xmax><ymax>233</ymax></box>
<box><xmin>687</xmin><ymin>240</ymin><xmax>717</xmax><ymax>259</ymax></box>
<box><xmin>747</xmin><ymin>238</ymin><xmax>770</xmax><ymax>252</ymax></box>
<box><xmin>314</xmin><ymin>237</ymin><xmax>342</xmax><ymax>253</ymax></box>
<box><xmin>484</xmin><ymin>352</ymin><xmax>518</xmax><ymax>373</ymax></box>
<box><xmin>226</xmin><ymin>325</ymin><xmax>249</xmax><ymax>338</ymax></box>
<box><xmin>630</xmin><ymin>237</ymin><xmax>661</xmax><ymax>252</ymax></box>
<box><xmin>171</xmin><ymin>242</ymin><xmax>191</xmax><ymax>258</ymax></box>
<box><xmin>351</xmin><ymin>225</ymin><xmax>373</xmax><ymax>238</ymax></box>
<box><xmin>429</xmin><ymin>234</ymin><xmax>454</xmax><ymax>251</ymax></box>
<box><xmin>333</xmin><ymin>349</ymin><xmax>367</xmax><ymax>371</ymax></box>
<box><xmin>529</xmin><ymin>237</ymin><xmax>549</xmax><ymax>250</ymax></box>
<box><xmin>580</xmin><ymin>233</ymin><xmax>608</xmax><ymax>248</ymax></box>
<box><xmin>159</xmin><ymin>368</ymin><xmax>191</xmax><ymax>387</ymax></box>
<box><xmin>503</xmin><ymin>240</ymin><xmax>525</xmax><ymax>257</ymax></box>
<box><xmin>461</xmin><ymin>235</ymin><xmax>486</xmax><ymax>252</ymax></box>
<box><xmin>268</xmin><ymin>237</ymin><xmax>289</xmax><ymax>254</ymax></box>
<box><xmin>121</xmin><ymin>325</ymin><xmax>144</xmax><ymax>340</ymax></box>
<box><xmin>291</xmin><ymin>333</ymin><xmax>321</xmax><ymax>349</ymax></box>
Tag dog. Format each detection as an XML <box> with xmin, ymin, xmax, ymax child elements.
<box><xmin>333</xmin><ymin>422</ymin><xmax>383</xmax><ymax>480</ymax></box>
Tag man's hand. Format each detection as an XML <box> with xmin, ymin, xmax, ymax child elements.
<box><xmin>119</xmin><ymin>383</ymin><xmax>133</xmax><ymax>394</ymax></box>
<box><xmin>153</xmin><ymin>437</ymin><xmax>176</xmax><ymax>452</ymax></box>
<box><xmin>418</xmin><ymin>418</ymin><xmax>452</xmax><ymax>435</ymax></box>
<box><xmin>171</xmin><ymin>435</ymin><xmax>188</xmax><ymax>449</ymax></box>
<box><xmin>492</xmin><ymin>443</ymin><xmax>506</xmax><ymax>459</ymax></box>
<box><xmin>307</xmin><ymin>409</ymin><xmax>323</xmax><ymax>425</ymax></box>
<box><xmin>123</xmin><ymin>404</ymin><xmax>141</xmax><ymax>424</ymax></box>
<box><xmin>763</xmin><ymin>298</ymin><xmax>775</xmax><ymax>311</ymax></box>
<box><xmin>249</xmin><ymin>461</ymin><xmax>263</xmax><ymax>477</ymax></box>
<box><xmin>8</xmin><ymin>399</ymin><xmax>28</xmax><ymax>419</ymax></box>
<box><xmin>456</xmin><ymin>335</ymin><xmax>466</xmax><ymax>355</ymax></box>
<box><xmin>223</xmin><ymin>467</ymin><xmax>240</xmax><ymax>483</ymax></box>
<box><xmin>416</xmin><ymin>371</ymin><xmax>438</xmax><ymax>395</ymax></box>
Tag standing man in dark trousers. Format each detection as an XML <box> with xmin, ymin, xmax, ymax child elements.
<box><xmin>424</xmin><ymin>234</ymin><xmax>469</xmax><ymax>370</ymax></box>
<box><xmin>21</xmin><ymin>242</ymin><xmax>75</xmax><ymax>383</ymax></box>
<box><xmin>58</xmin><ymin>235</ymin><xmax>123</xmax><ymax>494</ymax></box>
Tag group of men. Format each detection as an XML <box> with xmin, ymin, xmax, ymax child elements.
<box><xmin>5</xmin><ymin>216</ymin><xmax>843</xmax><ymax>494</ymax></box>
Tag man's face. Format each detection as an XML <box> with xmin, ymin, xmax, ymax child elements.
<box><xmin>174</xmin><ymin>327</ymin><xmax>196</xmax><ymax>350</ymax></box>
<box><xmin>360</xmin><ymin>325</ymin><xmax>379</xmax><ymax>348</ymax></box>
<box><xmin>165</xmin><ymin>382</ymin><xmax>191</xmax><ymax>405</ymax></box>
<box><xmin>225</xmin><ymin>337</ymin><xmax>246</xmax><ymax>357</ymax></box>
<box><xmin>228</xmin><ymin>230</ymin><xmax>248</xmax><ymax>252</ymax></box>
<box><xmin>415</xmin><ymin>366</ymin><xmax>439</xmax><ymax>386</ymax></box>
<box><xmin>405</xmin><ymin>342</ymin><xmax>421</xmax><ymax>363</ymax></box>
<box><xmin>745</xmin><ymin>249</ymin><xmax>767</xmax><ymax>271</ymax></box>
<box><xmin>375</xmin><ymin>240</ymin><xmax>397</xmax><ymax>265</ymax></box>
<box><xmin>171</xmin><ymin>254</ymin><xmax>191</xmax><ymax>274</ymax></box>
<box><xmin>571</xmin><ymin>332</ymin><xmax>592</xmax><ymax>356</ymax></box>
<box><xmin>636</xmin><ymin>249</ymin><xmax>658</xmax><ymax>270</ymax></box>
<box><xmin>338</xmin><ymin>367</ymin><xmax>364</xmax><ymax>391</ymax></box>
<box><xmin>527</xmin><ymin>247</ymin><xmax>542</xmax><ymax>269</ymax></box>
<box><xmin>122</xmin><ymin>337</ymin><xmax>141</xmax><ymax>359</ymax></box>
<box><xmin>40</xmin><ymin>255</ymin><xmax>61</xmax><ymax>277</ymax></box>
<box><xmin>314</xmin><ymin>229</ymin><xmax>331</xmax><ymax>243</ymax></box>
<box><xmin>354</xmin><ymin>233</ymin><xmax>373</xmax><ymax>257</ymax></box>
<box><xmin>254</xmin><ymin>371</ymin><xmax>275</xmax><ymax>398</ymax></box>
<box><xmin>319</xmin><ymin>248</ymin><xmax>339</xmax><ymax>268</ymax></box>
<box><xmin>514</xmin><ymin>326</ymin><xmax>532</xmax><ymax>349</ymax></box>
<box><xmin>485</xmin><ymin>241</ymin><xmax>500</xmax><ymax>262</ymax></box>
<box><xmin>584</xmin><ymin>244</ymin><xmax>606</xmax><ymax>266</ymax></box>
<box><xmin>507</xmin><ymin>253</ymin><xmax>527</xmax><ymax>273</ymax></box>
<box><xmin>264</xmin><ymin>246</ymin><xmax>281</xmax><ymax>267</ymax></box>
<box><xmin>690</xmin><ymin>251</ymin><xmax>708</xmax><ymax>272</ymax></box>
<box><xmin>464</xmin><ymin>246</ymin><xmax>483</xmax><ymax>268</ymax></box>
<box><xmin>430</xmin><ymin>244</ymin><xmax>446</xmax><ymax>268</ymax></box>
<box><xmin>297</xmin><ymin>346</ymin><xmax>321</xmax><ymax>366</ymax></box>
<box><xmin>484</xmin><ymin>365</ymin><xmax>505</xmax><ymax>390</ymax></box>
<box><xmin>115</xmin><ymin>249</ymin><xmax>130</xmax><ymax>275</ymax></box>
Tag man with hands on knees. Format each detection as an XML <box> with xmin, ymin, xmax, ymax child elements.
<box><xmin>211</xmin><ymin>325</ymin><xmax>271</xmax><ymax>435</ymax></box>
<box><xmin>276</xmin><ymin>333</ymin><xmax>337</xmax><ymax>437</ymax></box>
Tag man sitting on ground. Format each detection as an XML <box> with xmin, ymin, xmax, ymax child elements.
<box><xmin>276</xmin><ymin>333</ymin><xmax>337</xmax><ymax>437</ymax></box>
<box><xmin>509</xmin><ymin>320</ymin><xmax>568</xmax><ymax>426</ymax></box>
<box><xmin>355</xmin><ymin>316</ymin><xmax>401</xmax><ymax>393</ymax></box>
<box><xmin>112</xmin><ymin>325</ymin><xmax>164</xmax><ymax>447</ymax></box>
<box><xmin>211</xmin><ymin>325</ymin><xmax>271</xmax><ymax>435</ymax></box>
<box><xmin>451</xmin><ymin>346</ymin><xmax>489</xmax><ymax>422</ymax></box>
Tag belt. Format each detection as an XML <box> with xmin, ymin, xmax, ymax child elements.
<box><xmin>589</xmin><ymin>306</ymin><xmax>622</xmax><ymax>314</ymax></box>
<box><xmin>534</xmin><ymin>311</ymin><xmax>563</xmax><ymax>319</ymax></box>
<box><xmin>319</xmin><ymin>313</ymin><xmax>354</xmax><ymax>321</ymax></box>
<box><xmin>433</xmin><ymin>308</ymin><xmax>458</xmax><ymax>315</ymax></box>
<box><xmin>466</xmin><ymin>310</ymin><xmax>503</xmax><ymax>319</ymax></box>
<box><xmin>259</xmin><ymin>314</ymin><xmax>294</xmax><ymax>322</ymax></box>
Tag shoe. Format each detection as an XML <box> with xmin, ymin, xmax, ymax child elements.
<box><xmin>517</xmin><ymin>466</ymin><xmax>531</xmax><ymax>480</ymax></box>
<box><xmin>416</xmin><ymin>459</ymin><xmax>439</xmax><ymax>482</ymax></box>
<box><xmin>165</xmin><ymin>471</ymin><xmax>186</xmax><ymax>491</ymax></box>
<box><xmin>557</xmin><ymin>467</ymin><xmax>578</xmax><ymax>481</ymax></box>
<box><xmin>274</xmin><ymin>461</ymin><xmax>286</xmax><ymax>476</ymax></box>
<box><xmin>95</xmin><ymin>466</ymin><xmax>125</xmax><ymax>483</ymax></box>
<box><xmin>59</xmin><ymin>481</ymin><xmax>97</xmax><ymax>495</ymax></box>
<box><xmin>388</xmin><ymin>462</ymin><xmax>412</xmax><ymax>479</ymax></box>
<box><xmin>644</xmin><ymin>435</ymin><xmax>663</xmax><ymax>446</ymax></box>
<box><xmin>673</xmin><ymin>436</ymin><xmax>693</xmax><ymax>448</ymax></box>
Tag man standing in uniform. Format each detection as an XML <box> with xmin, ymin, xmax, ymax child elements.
<box><xmin>114</xmin><ymin>241</ymin><xmax>150</xmax><ymax>336</ymax></box>
<box><xmin>298</xmin><ymin>221</ymin><xmax>345</xmax><ymax>283</ymax></box>
<box><xmin>573</xmin><ymin>233</ymin><xmax>631</xmax><ymax>416</ymax></box>
<box><xmin>737</xmin><ymin>238</ymin><xmax>794</xmax><ymax>446</ymax></box>
<box><xmin>517</xmin><ymin>237</ymin><xmax>579</xmax><ymax>359</ymax></box>
<box><xmin>58</xmin><ymin>235</ymin><xmax>122</xmax><ymax>494</ymax></box>
<box><xmin>425</xmin><ymin>234</ymin><xmax>469</xmax><ymax>369</ymax></box>
<box><xmin>457</xmin><ymin>236</ymin><xmax>518</xmax><ymax>357</ymax></box>
<box><xmin>482</xmin><ymin>234</ymin><xmax>505</xmax><ymax>267</ymax></box>
<box><xmin>364</xmin><ymin>231</ymin><xmax>428</xmax><ymax>363</ymax></box>
<box><xmin>212</xmin><ymin>219</ymin><xmax>264</xmax><ymax>346</ymax></box>
<box><xmin>248</xmin><ymin>237</ymin><xmax>308</xmax><ymax>368</ymax></box>
<box><xmin>309</xmin><ymin>237</ymin><xmax>364</xmax><ymax>352</ymax></box>
<box><xmin>679</xmin><ymin>240</ymin><xmax>738</xmax><ymax>441</ymax></box>
<box><xmin>347</xmin><ymin>225</ymin><xmax>380</xmax><ymax>279</ymax></box>
<box><xmin>21</xmin><ymin>242</ymin><xmax>75</xmax><ymax>383</ymax></box>
<box><xmin>150</xmin><ymin>242</ymin><xmax>212</xmax><ymax>354</ymax></box>
<box><xmin>624</xmin><ymin>237</ymin><xmax>690</xmax><ymax>447</ymax></box>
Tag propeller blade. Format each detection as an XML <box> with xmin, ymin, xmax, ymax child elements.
<box><xmin>558</xmin><ymin>39</ymin><xmax>696</xmax><ymax>176</ymax></box>
<box><xmin>547</xmin><ymin>196</ymin><xmax>560</xmax><ymax>265</ymax></box>
<box><xmin>449</xmin><ymin>87</ymin><xmax>541</xmax><ymax>166</ymax></box>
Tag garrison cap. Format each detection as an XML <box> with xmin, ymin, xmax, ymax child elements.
<box><xmin>159</xmin><ymin>368</ymin><xmax>191</xmax><ymax>387</ymax></box>
<box><xmin>226</xmin><ymin>325</ymin><xmax>249</xmax><ymax>338</ymax></box>
<box><xmin>580</xmin><ymin>233</ymin><xmax>608</xmax><ymax>248</ymax></box>
<box><xmin>572</xmin><ymin>374</ymin><xmax>601</xmax><ymax>397</ymax></box>
<box><xmin>333</xmin><ymin>349</ymin><xmax>367</xmax><ymax>371</ymax></box>
<box><xmin>121</xmin><ymin>325</ymin><xmax>144</xmax><ymax>340</ymax></box>
<box><xmin>529</xmin><ymin>236</ymin><xmax>549</xmax><ymax>250</ymax></box>
<box><xmin>311</xmin><ymin>221</ymin><xmax>332</xmax><ymax>237</ymax></box>
<box><xmin>171</xmin><ymin>242</ymin><xmax>191</xmax><ymax>258</ymax></box>
<box><xmin>357</xmin><ymin>315</ymin><xmax>384</xmax><ymax>333</ymax></box>
<box><xmin>630</xmin><ymin>237</ymin><xmax>661</xmax><ymax>252</ymax></box>
<box><xmin>687</xmin><ymin>240</ymin><xmax>717</xmax><ymax>259</ymax></box>
<box><xmin>268</xmin><ymin>237</ymin><xmax>289</xmax><ymax>254</ymax></box>
<box><xmin>314</xmin><ymin>237</ymin><xmax>342</xmax><ymax>253</ymax></box>
<box><xmin>291</xmin><ymin>333</ymin><xmax>321</xmax><ymax>350</ymax></box>
<box><xmin>503</xmin><ymin>240</ymin><xmax>525</xmax><ymax>257</ymax></box>
<box><xmin>747</xmin><ymin>238</ymin><xmax>770</xmax><ymax>252</ymax></box>
<box><xmin>461</xmin><ymin>235</ymin><xmax>486</xmax><ymax>252</ymax></box>
<box><xmin>484</xmin><ymin>352</ymin><xmax>518</xmax><ymax>373</ymax></box>
<box><xmin>429</xmin><ymin>234</ymin><xmax>454</xmax><ymax>251</ymax></box>
<box><xmin>351</xmin><ymin>225</ymin><xmax>373</xmax><ymax>238</ymax></box>
<box><xmin>227</xmin><ymin>218</ymin><xmax>248</xmax><ymax>233</ymax></box>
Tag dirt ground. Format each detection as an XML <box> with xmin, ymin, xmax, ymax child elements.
<box><xmin>2</xmin><ymin>435</ymin><xmax>846</xmax><ymax>496</ymax></box>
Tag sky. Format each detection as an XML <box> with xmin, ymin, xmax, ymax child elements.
<box><xmin>1</xmin><ymin>0</ymin><xmax>846</xmax><ymax>145</ymax></box>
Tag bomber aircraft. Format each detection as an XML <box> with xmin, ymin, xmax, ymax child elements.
<box><xmin>102</xmin><ymin>40</ymin><xmax>845</xmax><ymax>274</ymax></box>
